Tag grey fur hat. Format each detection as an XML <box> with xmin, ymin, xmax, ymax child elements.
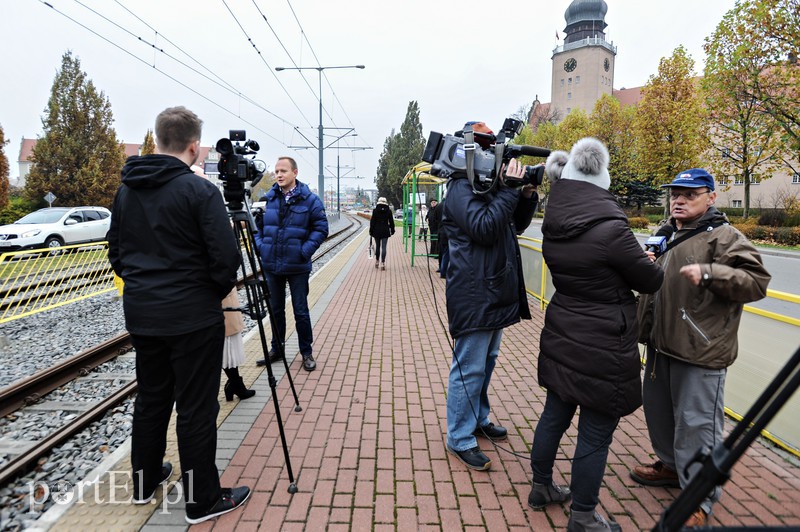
<box><xmin>545</xmin><ymin>150</ymin><xmax>569</xmax><ymax>181</ymax></box>
<box><xmin>558</xmin><ymin>137</ymin><xmax>611</xmax><ymax>190</ymax></box>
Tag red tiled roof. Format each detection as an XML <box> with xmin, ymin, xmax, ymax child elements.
<box><xmin>612</xmin><ymin>86</ymin><xmax>644</xmax><ymax>107</ymax></box>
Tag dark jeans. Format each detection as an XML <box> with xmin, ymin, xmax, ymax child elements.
<box><xmin>375</xmin><ymin>237</ymin><xmax>388</xmax><ymax>263</ymax></box>
<box><xmin>265</xmin><ymin>271</ymin><xmax>313</xmax><ymax>357</ymax></box>
<box><xmin>439</xmin><ymin>241</ymin><xmax>450</xmax><ymax>277</ymax></box>
<box><xmin>131</xmin><ymin>322</ymin><xmax>224</xmax><ymax>513</ymax></box>
<box><xmin>530</xmin><ymin>390</ymin><xmax>619</xmax><ymax>512</ymax></box>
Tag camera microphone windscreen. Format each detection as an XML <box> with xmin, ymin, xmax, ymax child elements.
<box><xmin>644</xmin><ymin>225</ymin><xmax>675</xmax><ymax>256</ymax></box>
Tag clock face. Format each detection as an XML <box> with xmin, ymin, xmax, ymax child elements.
<box><xmin>604</xmin><ymin>58</ymin><xmax>610</xmax><ymax>72</ymax></box>
<box><xmin>564</xmin><ymin>58</ymin><xmax>577</xmax><ymax>72</ymax></box>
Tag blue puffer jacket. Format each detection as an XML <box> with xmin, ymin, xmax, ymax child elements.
<box><xmin>441</xmin><ymin>177</ymin><xmax>537</xmax><ymax>338</ymax></box>
<box><xmin>255</xmin><ymin>180</ymin><xmax>329</xmax><ymax>274</ymax></box>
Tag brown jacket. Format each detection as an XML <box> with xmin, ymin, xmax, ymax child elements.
<box><xmin>637</xmin><ymin>208</ymin><xmax>771</xmax><ymax>369</ymax></box>
<box><xmin>222</xmin><ymin>288</ymin><xmax>244</xmax><ymax>337</ymax></box>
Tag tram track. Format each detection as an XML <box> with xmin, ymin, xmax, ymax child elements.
<box><xmin>0</xmin><ymin>213</ymin><xmax>364</xmax><ymax>494</ymax></box>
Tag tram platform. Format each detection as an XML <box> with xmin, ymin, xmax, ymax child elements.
<box><xmin>46</xmin><ymin>230</ymin><xmax>800</xmax><ymax>531</ymax></box>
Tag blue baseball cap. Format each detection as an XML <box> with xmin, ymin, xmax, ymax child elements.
<box><xmin>660</xmin><ymin>168</ymin><xmax>715</xmax><ymax>191</ymax></box>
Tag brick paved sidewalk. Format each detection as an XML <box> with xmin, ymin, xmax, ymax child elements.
<box><xmin>49</xmin><ymin>229</ymin><xmax>800</xmax><ymax>531</ymax></box>
<box><xmin>199</xmin><ymin>234</ymin><xmax>800</xmax><ymax>531</ymax></box>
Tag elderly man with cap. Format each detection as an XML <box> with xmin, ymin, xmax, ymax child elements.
<box><xmin>631</xmin><ymin>168</ymin><xmax>771</xmax><ymax>528</ymax></box>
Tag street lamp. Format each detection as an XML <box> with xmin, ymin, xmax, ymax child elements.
<box><xmin>275</xmin><ymin>64</ymin><xmax>365</xmax><ymax>199</ymax></box>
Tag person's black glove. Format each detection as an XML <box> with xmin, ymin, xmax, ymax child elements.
<box><xmin>253</xmin><ymin>208</ymin><xmax>264</xmax><ymax>232</ymax></box>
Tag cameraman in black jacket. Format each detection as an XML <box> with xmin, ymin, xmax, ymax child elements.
<box><xmin>441</xmin><ymin>121</ymin><xmax>538</xmax><ymax>471</ymax></box>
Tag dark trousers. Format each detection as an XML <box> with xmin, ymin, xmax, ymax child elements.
<box><xmin>265</xmin><ymin>271</ymin><xmax>313</xmax><ymax>357</ymax></box>
<box><xmin>374</xmin><ymin>237</ymin><xmax>388</xmax><ymax>263</ymax></box>
<box><xmin>131</xmin><ymin>322</ymin><xmax>224</xmax><ymax>513</ymax></box>
<box><xmin>530</xmin><ymin>390</ymin><xmax>619</xmax><ymax>512</ymax></box>
<box><xmin>429</xmin><ymin>233</ymin><xmax>439</xmax><ymax>256</ymax></box>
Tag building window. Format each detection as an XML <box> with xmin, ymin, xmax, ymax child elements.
<box><xmin>732</xmin><ymin>200</ymin><xmax>742</xmax><ymax>207</ymax></box>
<box><xmin>567</xmin><ymin>92</ymin><xmax>572</xmax><ymax>100</ymax></box>
<box><xmin>792</xmin><ymin>173</ymin><xmax>800</xmax><ymax>184</ymax></box>
<box><xmin>575</xmin><ymin>75</ymin><xmax>581</xmax><ymax>84</ymax></box>
<box><xmin>561</xmin><ymin>79</ymin><xmax>565</xmax><ymax>87</ymax></box>
<box><xmin>566</xmin><ymin>108</ymin><xmax>572</xmax><ymax>114</ymax></box>
<box><xmin>734</xmin><ymin>175</ymin><xmax>744</xmax><ymax>185</ymax></box>
<box><xmin>718</xmin><ymin>175</ymin><xmax>729</xmax><ymax>185</ymax></box>
<box><xmin>568</xmin><ymin>77</ymin><xmax>572</xmax><ymax>85</ymax></box>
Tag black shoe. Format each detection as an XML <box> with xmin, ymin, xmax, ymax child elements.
<box><xmin>447</xmin><ymin>445</ymin><xmax>491</xmax><ymax>471</ymax></box>
<box><xmin>528</xmin><ymin>481</ymin><xmax>572</xmax><ymax>509</ymax></box>
<box><xmin>256</xmin><ymin>349</ymin><xmax>281</xmax><ymax>366</ymax></box>
<box><xmin>473</xmin><ymin>422</ymin><xmax>508</xmax><ymax>441</ymax></box>
<box><xmin>185</xmin><ymin>486</ymin><xmax>251</xmax><ymax>525</ymax></box>
<box><xmin>132</xmin><ymin>462</ymin><xmax>173</xmax><ymax>505</ymax></box>
<box><xmin>302</xmin><ymin>354</ymin><xmax>316</xmax><ymax>371</ymax></box>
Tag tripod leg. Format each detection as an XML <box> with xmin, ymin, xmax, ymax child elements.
<box><xmin>231</xmin><ymin>215</ymin><xmax>300</xmax><ymax>492</ymax></box>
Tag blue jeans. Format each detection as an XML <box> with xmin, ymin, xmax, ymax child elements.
<box><xmin>530</xmin><ymin>390</ymin><xmax>619</xmax><ymax>512</ymax></box>
<box><xmin>446</xmin><ymin>329</ymin><xmax>503</xmax><ymax>451</ymax></box>
<box><xmin>265</xmin><ymin>272</ymin><xmax>313</xmax><ymax>357</ymax></box>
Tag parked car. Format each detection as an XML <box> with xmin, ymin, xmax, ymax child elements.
<box><xmin>0</xmin><ymin>206</ymin><xmax>112</xmax><ymax>252</ymax></box>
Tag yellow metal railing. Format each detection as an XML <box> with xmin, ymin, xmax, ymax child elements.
<box><xmin>0</xmin><ymin>243</ymin><xmax>116</xmax><ymax>324</ymax></box>
<box><xmin>517</xmin><ymin>234</ymin><xmax>800</xmax><ymax>455</ymax></box>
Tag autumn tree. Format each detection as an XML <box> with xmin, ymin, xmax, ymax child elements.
<box><xmin>634</xmin><ymin>46</ymin><xmax>707</xmax><ymax>194</ymax></box>
<box><xmin>25</xmin><ymin>51</ymin><xmax>125</xmax><ymax>208</ymax></box>
<box><xmin>702</xmin><ymin>3</ymin><xmax>787</xmax><ymax>219</ymax></box>
<box><xmin>376</xmin><ymin>101</ymin><xmax>426</xmax><ymax>208</ymax></box>
<box><xmin>0</xmin><ymin>124</ymin><xmax>9</xmax><ymax>210</ymax></box>
<box><xmin>731</xmin><ymin>0</ymin><xmax>800</xmax><ymax>165</ymax></box>
<box><xmin>588</xmin><ymin>95</ymin><xmax>659</xmax><ymax>209</ymax></box>
<box><xmin>141</xmin><ymin>129</ymin><xmax>156</xmax><ymax>155</ymax></box>
<box><xmin>554</xmin><ymin>108</ymin><xmax>591</xmax><ymax>151</ymax></box>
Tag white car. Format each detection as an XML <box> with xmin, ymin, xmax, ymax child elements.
<box><xmin>0</xmin><ymin>206</ymin><xmax>112</xmax><ymax>252</ymax></box>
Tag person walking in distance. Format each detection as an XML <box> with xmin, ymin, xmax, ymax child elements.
<box><xmin>530</xmin><ymin>138</ymin><xmax>664</xmax><ymax>531</ymax></box>
<box><xmin>630</xmin><ymin>168</ymin><xmax>770</xmax><ymax>528</ymax></box>
<box><xmin>369</xmin><ymin>197</ymin><xmax>395</xmax><ymax>270</ymax></box>
<box><xmin>254</xmin><ymin>156</ymin><xmax>329</xmax><ymax>371</ymax></box>
<box><xmin>107</xmin><ymin>106</ymin><xmax>250</xmax><ymax>524</ymax></box>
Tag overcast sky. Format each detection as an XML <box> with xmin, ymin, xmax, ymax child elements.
<box><xmin>1</xmin><ymin>0</ymin><xmax>736</xmax><ymax>192</ymax></box>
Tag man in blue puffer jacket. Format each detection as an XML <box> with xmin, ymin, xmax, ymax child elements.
<box><xmin>254</xmin><ymin>156</ymin><xmax>328</xmax><ymax>371</ymax></box>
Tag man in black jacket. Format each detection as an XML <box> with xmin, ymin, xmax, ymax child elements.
<box><xmin>441</xmin><ymin>121</ymin><xmax>538</xmax><ymax>471</ymax></box>
<box><xmin>107</xmin><ymin>106</ymin><xmax>250</xmax><ymax>524</ymax></box>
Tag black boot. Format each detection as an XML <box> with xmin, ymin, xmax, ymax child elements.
<box><xmin>223</xmin><ymin>368</ymin><xmax>255</xmax><ymax>401</ymax></box>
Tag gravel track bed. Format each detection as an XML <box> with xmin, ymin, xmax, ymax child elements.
<box><xmin>0</xmin><ymin>220</ymin><xmax>362</xmax><ymax>530</ymax></box>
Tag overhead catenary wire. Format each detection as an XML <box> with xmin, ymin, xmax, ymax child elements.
<box><xmin>35</xmin><ymin>0</ymin><xmax>317</xmax><ymax>171</ymax></box>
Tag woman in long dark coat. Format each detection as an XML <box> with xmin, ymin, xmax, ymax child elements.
<box><xmin>369</xmin><ymin>197</ymin><xmax>395</xmax><ymax>270</ymax></box>
<box><xmin>528</xmin><ymin>138</ymin><xmax>664</xmax><ymax>532</ymax></box>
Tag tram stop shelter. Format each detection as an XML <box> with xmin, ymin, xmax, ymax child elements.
<box><xmin>401</xmin><ymin>162</ymin><xmax>446</xmax><ymax>266</ymax></box>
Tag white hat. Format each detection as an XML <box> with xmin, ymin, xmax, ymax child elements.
<box><xmin>555</xmin><ymin>137</ymin><xmax>611</xmax><ymax>191</ymax></box>
<box><xmin>377</xmin><ymin>197</ymin><xmax>388</xmax><ymax>205</ymax></box>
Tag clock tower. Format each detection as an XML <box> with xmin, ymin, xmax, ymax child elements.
<box><xmin>551</xmin><ymin>0</ymin><xmax>617</xmax><ymax>120</ymax></box>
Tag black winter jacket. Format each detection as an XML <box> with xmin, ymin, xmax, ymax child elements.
<box><xmin>539</xmin><ymin>179</ymin><xmax>664</xmax><ymax>418</ymax></box>
<box><xmin>108</xmin><ymin>154</ymin><xmax>240</xmax><ymax>336</ymax></box>
<box><xmin>369</xmin><ymin>204</ymin><xmax>395</xmax><ymax>239</ymax></box>
<box><xmin>441</xmin><ymin>178</ymin><xmax>537</xmax><ymax>338</ymax></box>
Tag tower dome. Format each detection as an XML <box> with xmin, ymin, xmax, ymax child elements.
<box><xmin>563</xmin><ymin>0</ymin><xmax>608</xmax><ymax>44</ymax></box>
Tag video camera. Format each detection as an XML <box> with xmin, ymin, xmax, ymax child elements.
<box><xmin>421</xmin><ymin>118</ymin><xmax>550</xmax><ymax>191</ymax></box>
<box><xmin>215</xmin><ymin>130</ymin><xmax>266</xmax><ymax>210</ymax></box>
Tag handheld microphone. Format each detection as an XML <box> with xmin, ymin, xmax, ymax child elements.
<box><xmin>644</xmin><ymin>225</ymin><xmax>675</xmax><ymax>257</ymax></box>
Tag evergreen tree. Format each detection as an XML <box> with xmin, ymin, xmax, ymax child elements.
<box><xmin>25</xmin><ymin>51</ymin><xmax>125</xmax><ymax>208</ymax></box>
<box><xmin>384</xmin><ymin>101</ymin><xmax>426</xmax><ymax>208</ymax></box>
<box><xmin>0</xmin><ymin>124</ymin><xmax>9</xmax><ymax>210</ymax></box>
<box><xmin>141</xmin><ymin>129</ymin><xmax>156</xmax><ymax>155</ymax></box>
<box><xmin>375</xmin><ymin>130</ymin><xmax>397</xmax><ymax>205</ymax></box>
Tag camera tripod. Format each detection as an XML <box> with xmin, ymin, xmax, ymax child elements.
<box><xmin>654</xmin><ymin>345</ymin><xmax>800</xmax><ymax>531</ymax></box>
<box><xmin>225</xmin><ymin>202</ymin><xmax>302</xmax><ymax>494</ymax></box>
